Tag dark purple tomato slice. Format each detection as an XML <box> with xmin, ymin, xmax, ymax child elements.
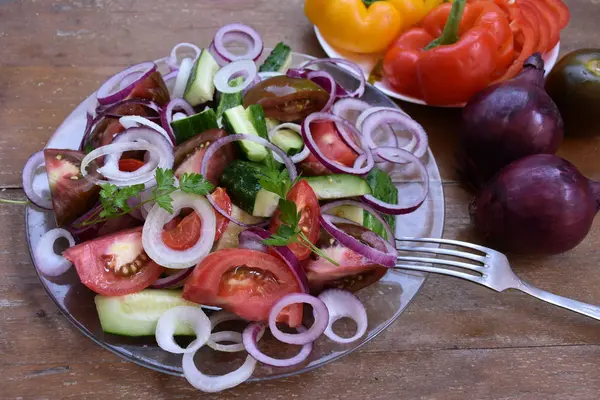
<box><xmin>243</xmin><ymin>76</ymin><xmax>330</xmax><ymax>121</ymax></box>
<box><xmin>43</xmin><ymin>149</ymin><xmax>100</xmax><ymax>226</ymax></box>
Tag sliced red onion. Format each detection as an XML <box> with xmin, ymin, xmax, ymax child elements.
<box><xmin>359</xmin><ymin>109</ymin><xmax>428</xmax><ymax>159</ymax></box>
<box><xmin>200</xmin><ymin>134</ymin><xmax>297</xmax><ymax>226</ymax></box>
<box><xmin>302</xmin><ymin>113</ymin><xmax>373</xmax><ymax>175</ymax></box>
<box><xmin>172</xmin><ymin>58</ymin><xmax>193</xmax><ymax>99</ymax></box>
<box><xmin>268</xmin><ymin>293</ymin><xmax>328</xmax><ymax>345</ymax></box>
<box><xmin>155</xmin><ymin>306</ymin><xmax>210</xmax><ymax>354</ymax></box>
<box><xmin>142</xmin><ymin>192</ymin><xmax>216</xmax><ymax>269</ymax></box>
<box><xmin>162</xmin><ymin>70</ymin><xmax>179</xmax><ymax>82</ymax></box>
<box><xmin>306</xmin><ymin>70</ymin><xmax>336</xmax><ymax>112</ymax></box>
<box><xmin>33</xmin><ymin>228</ymin><xmax>75</xmax><ymax>276</ymax></box>
<box><xmin>22</xmin><ymin>151</ymin><xmax>52</xmax><ymax>210</ymax></box>
<box><xmin>213</xmin><ymin>60</ymin><xmax>257</xmax><ymax>94</ymax></box>
<box><xmin>208</xmin><ymin>41</ymin><xmax>230</xmax><ymax>67</ymax></box>
<box><xmin>167</xmin><ymin>42</ymin><xmax>202</xmax><ymax>71</ymax></box>
<box><xmin>97</xmin><ymin>62</ymin><xmax>157</xmax><ymax>105</ymax></box>
<box><xmin>320</xmin><ymin>200</ymin><xmax>394</xmax><ymax>244</ymax></box>
<box><xmin>172</xmin><ymin>112</ymin><xmax>187</xmax><ymax>121</ymax></box>
<box><xmin>213</xmin><ymin>23</ymin><xmax>263</xmax><ymax>63</ymax></box>
<box><xmin>286</xmin><ymin>68</ymin><xmax>307</xmax><ymax>79</ymax></box>
<box><xmin>119</xmin><ymin>115</ymin><xmax>174</xmax><ymax>146</ymax></box>
<box><xmin>318</xmin><ymin>289</ymin><xmax>368</xmax><ymax>344</ymax></box>
<box><xmin>301</xmin><ymin>58</ymin><xmax>365</xmax><ymax>98</ymax></box>
<box><xmin>243</xmin><ymin>322</ymin><xmax>313</xmax><ymax>367</ymax></box>
<box><xmin>206</xmin><ymin>311</ymin><xmax>256</xmax><ymax>353</ymax></box>
<box><xmin>331</xmin><ymin>98</ymin><xmax>370</xmax><ymax>124</ymax></box>
<box><xmin>320</xmin><ymin>214</ymin><xmax>397</xmax><ymax>267</ymax></box>
<box><xmin>160</xmin><ymin>98</ymin><xmax>195</xmax><ymax>143</ymax></box>
<box><xmin>151</xmin><ymin>267</ymin><xmax>193</xmax><ymax>289</ymax></box>
<box><xmin>238</xmin><ymin>230</ymin><xmax>268</xmax><ymax>252</ymax></box>
<box><xmin>266</xmin><ymin>123</ymin><xmax>310</xmax><ymax>164</ymax></box>
<box><xmin>242</xmin><ymin>228</ymin><xmax>309</xmax><ymax>293</ymax></box>
<box><xmin>183</xmin><ymin>340</ymin><xmax>256</xmax><ymax>392</ymax></box>
<box><xmin>361</xmin><ymin>147</ymin><xmax>429</xmax><ymax>215</ymax></box>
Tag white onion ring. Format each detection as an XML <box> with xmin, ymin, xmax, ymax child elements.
<box><xmin>183</xmin><ymin>342</ymin><xmax>256</xmax><ymax>393</ymax></box>
<box><xmin>268</xmin><ymin>293</ymin><xmax>329</xmax><ymax>346</ymax></box>
<box><xmin>119</xmin><ymin>115</ymin><xmax>174</xmax><ymax>146</ymax></box>
<box><xmin>22</xmin><ymin>151</ymin><xmax>52</xmax><ymax>209</ymax></box>
<box><xmin>208</xmin><ymin>331</ymin><xmax>244</xmax><ymax>353</ymax></box>
<box><xmin>33</xmin><ymin>228</ymin><xmax>75</xmax><ymax>277</ymax></box>
<box><xmin>267</xmin><ymin>123</ymin><xmax>310</xmax><ymax>164</ymax></box>
<box><xmin>142</xmin><ymin>192</ymin><xmax>216</xmax><ymax>269</ymax></box>
<box><xmin>167</xmin><ymin>42</ymin><xmax>202</xmax><ymax>71</ymax></box>
<box><xmin>243</xmin><ymin>322</ymin><xmax>313</xmax><ymax>367</ymax></box>
<box><xmin>172</xmin><ymin>57</ymin><xmax>193</xmax><ymax>99</ymax></box>
<box><xmin>155</xmin><ymin>306</ymin><xmax>210</xmax><ymax>354</ymax></box>
<box><xmin>213</xmin><ymin>60</ymin><xmax>257</xmax><ymax>94</ymax></box>
<box><xmin>212</xmin><ymin>23</ymin><xmax>263</xmax><ymax>63</ymax></box>
<box><xmin>318</xmin><ymin>289</ymin><xmax>368</xmax><ymax>344</ymax></box>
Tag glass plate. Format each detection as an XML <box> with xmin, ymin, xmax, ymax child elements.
<box><xmin>25</xmin><ymin>50</ymin><xmax>445</xmax><ymax>381</ymax></box>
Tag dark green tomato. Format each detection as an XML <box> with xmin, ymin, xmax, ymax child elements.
<box><xmin>243</xmin><ymin>76</ymin><xmax>330</xmax><ymax>121</ymax></box>
<box><xmin>545</xmin><ymin>49</ymin><xmax>600</xmax><ymax>137</ymax></box>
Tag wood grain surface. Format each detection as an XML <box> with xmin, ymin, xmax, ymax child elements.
<box><xmin>1</xmin><ymin>0</ymin><xmax>600</xmax><ymax>399</ymax></box>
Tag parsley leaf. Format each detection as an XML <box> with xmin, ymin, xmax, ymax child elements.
<box><xmin>179</xmin><ymin>172</ymin><xmax>214</xmax><ymax>195</ymax></box>
<box><xmin>278</xmin><ymin>199</ymin><xmax>301</xmax><ymax>227</ymax></box>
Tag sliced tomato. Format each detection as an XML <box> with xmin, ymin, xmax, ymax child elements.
<box><xmin>543</xmin><ymin>0</ymin><xmax>570</xmax><ymax>29</ymax></box>
<box><xmin>518</xmin><ymin>1</ymin><xmax>548</xmax><ymax>54</ymax></box>
<box><xmin>127</xmin><ymin>71</ymin><xmax>171</xmax><ymax>107</ymax></box>
<box><xmin>527</xmin><ymin>0</ymin><xmax>560</xmax><ymax>51</ymax></box>
<box><xmin>299</xmin><ymin>121</ymin><xmax>358</xmax><ymax>177</ymax></box>
<box><xmin>118</xmin><ymin>158</ymin><xmax>145</xmax><ymax>172</ymax></box>
<box><xmin>496</xmin><ymin>3</ymin><xmax>538</xmax><ymax>81</ymax></box>
<box><xmin>303</xmin><ymin>224</ymin><xmax>388</xmax><ymax>294</ymax></box>
<box><xmin>173</xmin><ymin>129</ymin><xmax>235</xmax><ymax>186</ymax></box>
<box><xmin>63</xmin><ymin>227</ymin><xmax>164</xmax><ymax>296</ymax></box>
<box><xmin>269</xmin><ymin>180</ymin><xmax>320</xmax><ymax>261</ymax></box>
<box><xmin>161</xmin><ymin>188</ymin><xmax>232</xmax><ymax>251</ymax></box>
<box><xmin>44</xmin><ymin>149</ymin><xmax>100</xmax><ymax>226</ymax></box>
<box><xmin>183</xmin><ymin>248</ymin><xmax>303</xmax><ymax>327</ymax></box>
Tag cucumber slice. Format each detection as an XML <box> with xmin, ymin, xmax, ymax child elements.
<box><xmin>271</xmin><ymin>128</ymin><xmax>303</xmax><ymax>156</ymax></box>
<box><xmin>223</xmin><ymin>105</ymin><xmax>268</xmax><ymax>162</ymax></box>
<box><xmin>216</xmin><ymin>76</ymin><xmax>244</xmax><ymax>119</ymax></box>
<box><xmin>253</xmin><ymin>188</ymin><xmax>280</xmax><ymax>217</ymax></box>
<box><xmin>184</xmin><ymin>50</ymin><xmax>219</xmax><ymax>106</ymax></box>
<box><xmin>259</xmin><ymin>42</ymin><xmax>292</xmax><ymax>73</ymax></box>
<box><xmin>214</xmin><ymin>205</ymin><xmax>264</xmax><ymax>250</ymax></box>
<box><xmin>325</xmin><ymin>205</ymin><xmax>365</xmax><ymax>225</ymax></box>
<box><xmin>219</xmin><ymin>160</ymin><xmax>263</xmax><ymax>215</ymax></box>
<box><xmin>305</xmin><ymin>174</ymin><xmax>372</xmax><ymax>200</ymax></box>
<box><xmin>363</xmin><ymin>168</ymin><xmax>398</xmax><ymax>239</ymax></box>
<box><xmin>95</xmin><ymin>290</ymin><xmax>199</xmax><ymax>336</ymax></box>
<box><xmin>170</xmin><ymin>108</ymin><xmax>218</xmax><ymax>144</ymax></box>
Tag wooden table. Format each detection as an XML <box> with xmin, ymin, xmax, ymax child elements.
<box><xmin>2</xmin><ymin>0</ymin><xmax>600</xmax><ymax>398</ymax></box>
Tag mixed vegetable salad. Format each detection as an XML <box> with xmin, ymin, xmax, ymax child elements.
<box><xmin>23</xmin><ymin>24</ymin><xmax>430</xmax><ymax>392</ymax></box>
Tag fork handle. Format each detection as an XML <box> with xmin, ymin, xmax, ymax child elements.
<box><xmin>517</xmin><ymin>281</ymin><xmax>600</xmax><ymax>321</ymax></box>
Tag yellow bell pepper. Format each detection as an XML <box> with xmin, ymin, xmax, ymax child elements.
<box><xmin>305</xmin><ymin>0</ymin><xmax>445</xmax><ymax>54</ymax></box>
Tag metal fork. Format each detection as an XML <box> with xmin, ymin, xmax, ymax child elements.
<box><xmin>395</xmin><ymin>237</ymin><xmax>600</xmax><ymax>320</ymax></box>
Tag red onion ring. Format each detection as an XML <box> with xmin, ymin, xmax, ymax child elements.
<box><xmin>237</xmin><ymin>229</ymin><xmax>268</xmax><ymax>252</ymax></box>
<box><xmin>200</xmin><ymin>134</ymin><xmax>297</xmax><ymax>227</ymax></box>
<box><xmin>172</xmin><ymin>58</ymin><xmax>193</xmax><ymax>99</ymax></box>
<box><xmin>266</xmin><ymin>123</ymin><xmax>310</xmax><ymax>164</ymax></box>
<box><xmin>301</xmin><ymin>58</ymin><xmax>365</xmax><ymax>98</ymax></box>
<box><xmin>213</xmin><ymin>23</ymin><xmax>264</xmax><ymax>63</ymax></box>
<box><xmin>119</xmin><ymin>115</ymin><xmax>175</xmax><ymax>146</ymax></box>
<box><xmin>242</xmin><ymin>228</ymin><xmax>309</xmax><ymax>293</ymax></box>
<box><xmin>208</xmin><ymin>41</ymin><xmax>230</xmax><ymax>67</ymax></box>
<box><xmin>318</xmin><ymin>289</ymin><xmax>368</xmax><ymax>344</ymax></box>
<box><xmin>96</xmin><ymin>62</ymin><xmax>157</xmax><ymax>106</ymax></box>
<box><xmin>306</xmin><ymin>70</ymin><xmax>337</xmax><ymax>112</ymax></box>
<box><xmin>167</xmin><ymin>42</ymin><xmax>202</xmax><ymax>71</ymax></box>
<box><xmin>360</xmin><ymin>147</ymin><xmax>429</xmax><ymax>215</ymax></box>
<box><xmin>320</xmin><ymin>214</ymin><xmax>397</xmax><ymax>267</ymax></box>
<box><xmin>268</xmin><ymin>293</ymin><xmax>328</xmax><ymax>345</ymax></box>
<box><xmin>242</xmin><ymin>322</ymin><xmax>313</xmax><ymax>367</ymax></box>
<box><xmin>160</xmin><ymin>98</ymin><xmax>195</xmax><ymax>144</ymax></box>
<box><xmin>22</xmin><ymin>151</ymin><xmax>52</xmax><ymax>210</ymax></box>
<box><xmin>320</xmin><ymin>199</ymin><xmax>394</xmax><ymax>245</ymax></box>
<box><xmin>360</xmin><ymin>109</ymin><xmax>428</xmax><ymax>159</ymax></box>
<box><xmin>151</xmin><ymin>267</ymin><xmax>193</xmax><ymax>289</ymax></box>
<box><xmin>302</xmin><ymin>113</ymin><xmax>373</xmax><ymax>175</ymax></box>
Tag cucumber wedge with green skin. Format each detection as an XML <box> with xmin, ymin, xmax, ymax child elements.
<box><xmin>363</xmin><ymin>168</ymin><xmax>398</xmax><ymax>240</ymax></box>
<box><xmin>95</xmin><ymin>290</ymin><xmax>199</xmax><ymax>336</ymax></box>
<box><xmin>305</xmin><ymin>174</ymin><xmax>372</xmax><ymax>200</ymax></box>
<box><xmin>259</xmin><ymin>42</ymin><xmax>292</xmax><ymax>73</ymax></box>
<box><xmin>170</xmin><ymin>108</ymin><xmax>218</xmax><ymax>144</ymax></box>
<box><xmin>219</xmin><ymin>159</ymin><xmax>279</xmax><ymax>217</ymax></box>
<box><xmin>223</xmin><ymin>105</ymin><xmax>269</xmax><ymax>162</ymax></box>
<box><xmin>184</xmin><ymin>50</ymin><xmax>219</xmax><ymax>106</ymax></box>
<box><xmin>216</xmin><ymin>76</ymin><xmax>244</xmax><ymax>119</ymax></box>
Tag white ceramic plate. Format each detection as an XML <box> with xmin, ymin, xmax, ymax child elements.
<box><xmin>315</xmin><ymin>27</ymin><xmax>560</xmax><ymax>107</ymax></box>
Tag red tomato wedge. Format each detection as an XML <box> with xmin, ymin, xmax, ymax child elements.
<box><xmin>162</xmin><ymin>188</ymin><xmax>232</xmax><ymax>251</ymax></box>
<box><xmin>269</xmin><ymin>180</ymin><xmax>320</xmax><ymax>261</ymax></box>
<box><xmin>183</xmin><ymin>248</ymin><xmax>304</xmax><ymax>327</ymax></box>
<box><xmin>63</xmin><ymin>227</ymin><xmax>164</xmax><ymax>296</ymax></box>
<box><xmin>299</xmin><ymin>121</ymin><xmax>358</xmax><ymax>176</ymax></box>
<box><xmin>118</xmin><ymin>158</ymin><xmax>145</xmax><ymax>172</ymax></box>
